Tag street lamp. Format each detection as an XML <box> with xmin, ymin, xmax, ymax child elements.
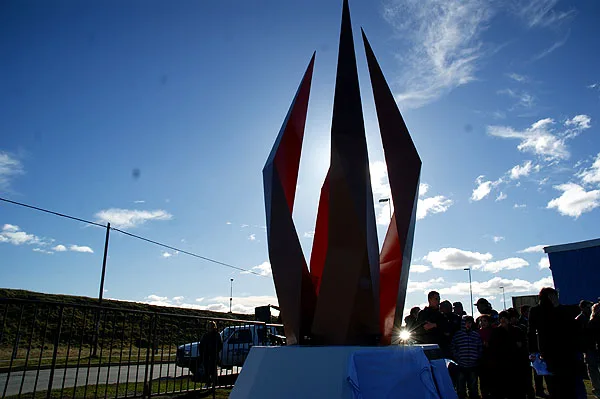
<box><xmin>378</xmin><ymin>198</ymin><xmax>392</xmax><ymax>221</ymax></box>
<box><xmin>230</xmin><ymin>278</ymin><xmax>234</xmax><ymax>313</ymax></box>
<box><xmin>499</xmin><ymin>286</ymin><xmax>506</xmax><ymax>310</ymax></box>
<box><xmin>464</xmin><ymin>267</ymin><xmax>473</xmax><ymax>316</ymax></box>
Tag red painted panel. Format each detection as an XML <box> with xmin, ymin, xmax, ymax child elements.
<box><xmin>378</xmin><ymin>214</ymin><xmax>403</xmax><ymax>345</ymax></box>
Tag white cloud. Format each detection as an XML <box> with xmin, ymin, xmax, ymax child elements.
<box><xmin>492</xmin><ymin>236</ymin><xmax>504</xmax><ymax>243</ymax></box>
<box><xmin>417</xmin><ymin>195</ymin><xmax>453</xmax><ymax>220</ymax></box>
<box><xmin>133</xmin><ymin>200</ymin><xmax>145</xmax><ymax>204</ymax></box>
<box><xmin>514</xmin><ymin>203</ymin><xmax>527</xmax><ymax>209</ymax></box>
<box><xmin>69</xmin><ymin>245</ymin><xmax>93</xmax><ymax>253</ymax></box>
<box><xmin>162</xmin><ymin>251</ymin><xmax>178</xmax><ymax>258</ymax></box>
<box><xmin>515</xmin><ymin>0</ymin><xmax>575</xmax><ymax>29</ymax></box>
<box><xmin>226</xmin><ymin>221</ymin><xmax>232</xmax><ymax>225</ymax></box>
<box><xmin>475</xmin><ymin>257</ymin><xmax>529</xmax><ymax>273</ymax></box>
<box><xmin>498</xmin><ymin>88</ymin><xmax>535</xmax><ymax>109</ymax></box>
<box><xmin>424</xmin><ymin>247</ymin><xmax>492</xmax><ymax>270</ymax></box>
<box><xmin>488</xmin><ymin>115</ymin><xmax>591</xmax><ymax>161</ymax></box>
<box><xmin>579</xmin><ymin>153</ymin><xmax>600</xmax><ymax>185</ymax></box>
<box><xmin>248</xmin><ymin>234</ymin><xmax>256</xmax><ymax>241</ymax></box>
<box><xmin>547</xmin><ymin>183</ymin><xmax>600</xmax><ymax>218</ymax></box>
<box><xmin>439</xmin><ymin>275</ymin><xmax>553</xmax><ymax>296</ymax></box>
<box><xmin>565</xmin><ymin>115</ymin><xmax>591</xmax><ymax>130</ymax></box>
<box><xmin>507</xmin><ymin>73</ymin><xmax>528</xmax><ymax>83</ymax></box>
<box><xmin>410</xmin><ymin>264</ymin><xmax>431</xmax><ymax>273</ymax></box>
<box><xmin>52</xmin><ymin>244</ymin><xmax>67</xmax><ymax>252</ymax></box>
<box><xmin>242</xmin><ymin>261</ymin><xmax>272</xmax><ymax>277</ymax></box>
<box><xmin>95</xmin><ymin>208</ymin><xmax>172</xmax><ymax>229</ymax></box>
<box><xmin>531</xmin><ymin>31</ymin><xmax>570</xmax><ymax>61</ymax></box>
<box><xmin>143</xmin><ymin>294</ymin><xmax>280</xmax><ymax>315</ymax></box>
<box><xmin>303</xmin><ymin>231</ymin><xmax>315</xmax><ymax>238</ymax></box>
<box><xmin>371</xmin><ymin>162</ymin><xmax>451</xmax><ymax>223</ymax></box>
<box><xmin>471</xmin><ymin>175</ymin><xmax>493</xmax><ymax>201</ymax></box>
<box><xmin>538</xmin><ymin>256</ymin><xmax>550</xmax><ymax>270</ymax></box>
<box><xmin>0</xmin><ymin>224</ymin><xmax>43</xmax><ymax>246</ymax></box>
<box><xmin>496</xmin><ymin>192</ymin><xmax>507</xmax><ymax>201</ymax></box>
<box><xmin>509</xmin><ymin>160</ymin><xmax>534</xmax><ymax>179</ymax></box>
<box><xmin>32</xmin><ymin>248</ymin><xmax>53</xmax><ymax>255</ymax></box>
<box><xmin>384</xmin><ymin>0</ymin><xmax>493</xmax><ymax>108</ymax></box>
<box><xmin>240</xmin><ymin>224</ymin><xmax>249</xmax><ymax>228</ymax></box>
<box><xmin>408</xmin><ymin>277</ymin><xmax>445</xmax><ymax>293</ymax></box>
<box><xmin>518</xmin><ymin>244</ymin><xmax>547</xmax><ymax>253</ymax></box>
<box><xmin>0</xmin><ymin>152</ymin><xmax>24</xmax><ymax>192</ymax></box>
<box><xmin>146</xmin><ymin>294</ymin><xmax>168</xmax><ymax>302</ymax></box>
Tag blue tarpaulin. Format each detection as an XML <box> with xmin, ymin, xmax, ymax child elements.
<box><xmin>544</xmin><ymin>238</ymin><xmax>600</xmax><ymax>305</ymax></box>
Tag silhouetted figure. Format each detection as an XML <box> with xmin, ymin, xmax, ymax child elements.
<box><xmin>585</xmin><ymin>303</ymin><xmax>600</xmax><ymax>397</ymax></box>
<box><xmin>476</xmin><ymin>298</ymin><xmax>499</xmax><ymax>325</ymax></box>
<box><xmin>477</xmin><ymin>315</ymin><xmax>494</xmax><ymax>399</ymax></box>
<box><xmin>454</xmin><ymin>302</ymin><xmax>467</xmax><ymax>317</ymax></box>
<box><xmin>199</xmin><ymin>321</ymin><xmax>223</xmax><ymax>388</ymax></box>
<box><xmin>441</xmin><ymin>300</ymin><xmax>462</xmax><ymax>339</ymax></box>
<box><xmin>404</xmin><ymin>306</ymin><xmax>421</xmax><ymax>332</ymax></box>
<box><xmin>528</xmin><ymin>287</ymin><xmax>582</xmax><ymax>399</ymax></box>
<box><xmin>416</xmin><ymin>291</ymin><xmax>449</xmax><ymax>355</ymax></box>
<box><xmin>489</xmin><ymin>310</ymin><xmax>530</xmax><ymax>399</ymax></box>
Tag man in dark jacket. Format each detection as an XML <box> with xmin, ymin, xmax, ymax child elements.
<box><xmin>416</xmin><ymin>291</ymin><xmax>450</xmax><ymax>355</ymax></box>
<box><xmin>528</xmin><ymin>287</ymin><xmax>582</xmax><ymax>399</ymax></box>
<box><xmin>200</xmin><ymin>321</ymin><xmax>223</xmax><ymax>388</ymax></box>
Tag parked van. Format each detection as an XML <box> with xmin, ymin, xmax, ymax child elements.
<box><xmin>176</xmin><ymin>324</ymin><xmax>285</xmax><ymax>375</ymax></box>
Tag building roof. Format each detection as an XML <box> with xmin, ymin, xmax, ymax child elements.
<box><xmin>544</xmin><ymin>238</ymin><xmax>600</xmax><ymax>254</ymax></box>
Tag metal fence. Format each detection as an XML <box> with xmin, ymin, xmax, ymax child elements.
<box><xmin>0</xmin><ymin>298</ymin><xmax>283</xmax><ymax>399</ymax></box>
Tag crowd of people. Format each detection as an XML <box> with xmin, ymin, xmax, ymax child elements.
<box><xmin>405</xmin><ymin>288</ymin><xmax>600</xmax><ymax>399</ymax></box>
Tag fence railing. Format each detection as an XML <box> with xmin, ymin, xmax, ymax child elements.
<box><xmin>0</xmin><ymin>298</ymin><xmax>283</xmax><ymax>399</ymax></box>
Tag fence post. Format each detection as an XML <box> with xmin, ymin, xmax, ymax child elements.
<box><xmin>93</xmin><ymin>222</ymin><xmax>111</xmax><ymax>357</ymax></box>
<box><xmin>46</xmin><ymin>305</ymin><xmax>64</xmax><ymax>399</ymax></box>
<box><xmin>143</xmin><ymin>313</ymin><xmax>157</xmax><ymax>398</ymax></box>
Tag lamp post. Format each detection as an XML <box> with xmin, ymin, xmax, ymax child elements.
<box><xmin>500</xmin><ymin>286</ymin><xmax>506</xmax><ymax>310</ymax></box>
<box><xmin>378</xmin><ymin>198</ymin><xmax>392</xmax><ymax>221</ymax></box>
<box><xmin>229</xmin><ymin>278</ymin><xmax>234</xmax><ymax>313</ymax></box>
<box><xmin>464</xmin><ymin>267</ymin><xmax>473</xmax><ymax>316</ymax></box>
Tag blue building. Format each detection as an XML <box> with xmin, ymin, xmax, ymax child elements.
<box><xmin>544</xmin><ymin>238</ymin><xmax>600</xmax><ymax>305</ymax></box>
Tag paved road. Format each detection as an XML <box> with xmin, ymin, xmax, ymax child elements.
<box><xmin>0</xmin><ymin>363</ymin><xmax>241</xmax><ymax>397</ymax></box>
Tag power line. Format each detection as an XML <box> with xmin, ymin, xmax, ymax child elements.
<box><xmin>0</xmin><ymin>196</ymin><xmax>263</xmax><ymax>276</ymax></box>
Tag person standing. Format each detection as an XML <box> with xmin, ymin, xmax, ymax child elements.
<box><xmin>199</xmin><ymin>321</ymin><xmax>223</xmax><ymax>388</ymax></box>
<box><xmin>415</xmin><ymin>291</ymin><xmax>449</xmax><ymax>355</ymax></box>
<box><xmin>477</xmin><ymin>315</ymin><xmax>494</xmax><ymax>399</ymax></box>
<box><xmin>528</xmin><ymin>287</ymin><xmax>582</xmax><ymax>399</ymax></box>
<box><xmin>476</xmin><ymin>298</ymin><xmax>499</xmax><ymax>326</ymax></box>
<box><xmin>489</xmin><ymin>310</ymin><xmax>530</xmax><ymax>399</ymax></box>
<box><xmin>588</xmin><ymin>303</ymin><xmax>600</xmax><ymax>398</ymax></box>
<box><xmin>404</xmin><ymin>306</ymin><xmax>421</xmax><ymax>332</ymax></box>
<box><xmin>454</xmin><ymin>302</ymin><xmax>467</xmax><ymax>317</ymax></box>
<box><xmin>451</xmin><ymin>316</ymin><xmax>483</xmax><ymax>399</ymax></box>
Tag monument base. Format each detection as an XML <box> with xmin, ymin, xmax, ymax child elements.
<box><xmin>230</xmin><ymin>345</ymin><xmax>456</xmax><ymax>399</ymax></box>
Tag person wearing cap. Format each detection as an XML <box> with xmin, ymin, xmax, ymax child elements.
<box><xmin>577</xmin><ymin>300</ymin><xmax>599</xmax><ymax>398</ymax></box>
<box><xmin>475</xmin><ymin>298</ymin><xmax>499</xmax><ymax>326</ymax></box>
<box><xmin>451</xmin><ymin>315</ymin><xmax>483</xmax><ymax>399</ymax></box>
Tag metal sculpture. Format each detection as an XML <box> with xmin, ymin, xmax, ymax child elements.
<box><xmin>263</xmin><ymin>0</ymin><xmax>421</xmax><ymax>346</ymax></box>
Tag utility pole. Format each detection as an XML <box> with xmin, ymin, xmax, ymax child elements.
<box><xmin>230</xmin><ymin>278</ymin><xmax>234</xmax><ymax>313</ymax></box>
<box><xmin>93</xmin><ymin>222</ymin><xmax>110</xmax><ymax>357</ymax></box>
<box><xmin>464</xmin><ymin>267</ymin><xmax>473</xmax><ymax>316</ymax></box>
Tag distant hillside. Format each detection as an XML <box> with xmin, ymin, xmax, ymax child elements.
<box><xmin>0</xmin><ymin>288</ymin><xmax>255</xmax><ymax>321</ymax></box>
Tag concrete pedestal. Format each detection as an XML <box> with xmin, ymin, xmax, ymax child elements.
<box><xmin>230</xmin><ymin>345</ymin><xmax>446</xmax><ymax>399</ymax></box>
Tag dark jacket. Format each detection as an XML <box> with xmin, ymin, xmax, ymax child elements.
<box><xmin>415</xmin><ymin>306</ymin><xmax>449</xmax><ymax>352</ymax></box>
<box><xmin>200</xmin><ymin>330</ymin><xmax>223</xmax><ymax>364</ymax></box>
<box><xmin>528</xmin><ymin>303</ymin><xmax>581</xmax><ymax>374</ymax></box>
<box><xmin>590</xmin><ymin>316</ymin><xmax>600</xmax><ymax>353</ymax></box>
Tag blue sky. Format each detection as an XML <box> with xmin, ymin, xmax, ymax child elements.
<box><xmin>1</xmin><ymin>0</ymin><xmax>599</xmax><ymax>316</ymax></box>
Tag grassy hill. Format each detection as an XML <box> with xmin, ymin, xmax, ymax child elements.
<box><xmin>0</xmin><ymin>288</ymin><xmax>255</xmax><ymax>320</ymax></box>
